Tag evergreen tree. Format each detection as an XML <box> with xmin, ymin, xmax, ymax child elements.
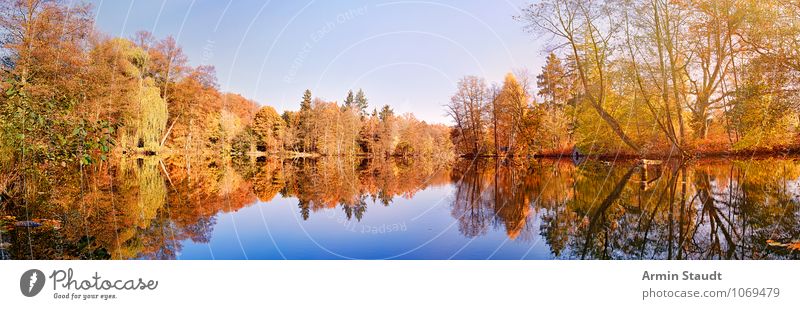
<box><xmin>536</xmin><ymin>53</ymin><xmax>570</xmax><ymax>109</ymax></box>
<box><xmin>354</xmin><ymin>89</ymin><xmax>369</xmax><ymax>116</ymax></box>
<box><xmin>379</xmin><ymin>105</ymin><xmax>394</xmax><ymax>122</ymax></box>
<box><xmin>298</xmin><ymin>89</ymin><xmax>314</xmax><ymax>152</ymax></box>
<box><xmin>301</xmin><ymin>89</ymin><xmax>312</xmax><ymax>111</ymax></box>
<box><xmin>344</xmin><ymin>90</ymin><xmax>355</xmax><ymax>108</ymax></box>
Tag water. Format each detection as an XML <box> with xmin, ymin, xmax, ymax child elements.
<box><xmin>2</xmin><ymin>156</ymin><xmax>798</xmax><ymax>260</ymax></box>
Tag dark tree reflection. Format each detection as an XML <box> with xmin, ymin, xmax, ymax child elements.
<box><xmin>1</xmin><ymin>155</ymin><xmax>798</xmax><ymax>259</ymax></box>
<box><xmin>528</xmin><ymin>159</ymin><xmax>799</xmax><ymax>260</ymax></box>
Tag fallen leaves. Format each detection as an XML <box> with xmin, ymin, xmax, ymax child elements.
<box><xmin>767</xmin><ymin>239</ymin><xmax>800</xmax><ymax>251</ymax></box>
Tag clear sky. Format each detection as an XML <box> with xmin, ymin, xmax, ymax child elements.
<box><xmin>88</xmin><ymin>0</ymin><xmax>546</xmax><ymax>124</ymax></box>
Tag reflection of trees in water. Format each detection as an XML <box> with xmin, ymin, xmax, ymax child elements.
<box><xmin>153</xmin><ymin>157</ymin><xmax>257</xmax><ymax>258</ymax></box>
<box><xmin>447</xmin><ymin>158</ymin><xmax>799</xmax><ymax>259</ymax></box>
<box><xmin>450</xmin><ymin>160</ymin><xmax>492</xmax><ymax>238</ymax></box>
<box><xmin>450</xmin><ymin>159</ymin><xmax>574</xmax><ymax>241</ymax></box>
<box><xmin>3</xmin><ymin>155</ymin><xmax>798</xmax><ymax>259</ymax></box>
<box><xmin>252</xmin><ymin>157</ymin><xmax>451</xmax><ymax>222</ymax></box>
<box><xmin>3</xmin><ymin>155</ymin><xmax>453</xmax><ymax>259</ymax></box>
<box><xmin>2</xmin><ymin>156</ymin><xmax>257</xmax><ymax>259</ymax></box>
<box><xmin>0</xmin><ymin>156</ymin><xmax>442</xmax><ymax>259</ymax></box>
<box><xmin>532</xmin><ymin>159</ymin><xmax>800</xmax><ymax>260</ymax></box>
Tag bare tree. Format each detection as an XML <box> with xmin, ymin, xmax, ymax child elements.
<box><xmin>447</xmin><ymin>76</ymin><xmax>490</xmax><ymax>156</ymax></box>
<box><xmin>518</xmin><ymin>0</ymin><xmax>642</xmax><ymax>154</ymax></box>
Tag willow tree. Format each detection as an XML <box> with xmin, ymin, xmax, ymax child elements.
<box><xmin>134</xmin><ymin>80</ymin><xmax>168</xmax><ymax>151</ymax></box>
<box><xmin>88</xmin><ymin>37</ymin><xmax>167</xmax><ymax>153</ymax></box>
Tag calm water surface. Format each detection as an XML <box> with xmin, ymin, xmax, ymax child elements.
<box><xmin>2</xmin><ymin>156</ymin><xmax>799</xmax><ymax>260</ymax></box>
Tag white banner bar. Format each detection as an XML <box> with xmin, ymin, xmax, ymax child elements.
<box><xmin>1</xmin><ymin>260</ymin><xmax>797</xmax><ymax>308</ymax></box>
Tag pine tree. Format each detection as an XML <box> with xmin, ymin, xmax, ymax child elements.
<box><xmin>301</xmin><ymin>89</ymin><xmax>312</xmax><ymax>111</ymax></box>
<box><xmin>344</xmin><ymin>90</ymin><xmax>355</xmax><ymax>108</ymax></box>
<box><xmin>377</xmin><ymin>105</ymin><xmax>396</xmax><ymax>157</ymax></box>
<box><xmin>299</xmin><ymin>89</ymin><xmax>314</xmax><ymax>152</ymax></box>
<box><xmin>354</xmin><ymin>89</ymin><xmax>369</xmax><ymax>116</ymax></box>
<box><xmin>379</xmin><ymin>105</ymin><xmax>394</xmax><ymax>122</ymax></box>
<box><xmin>536</xmin><ymin>53</ymin><xmax>570</xmax><ymax>109</ymax></box>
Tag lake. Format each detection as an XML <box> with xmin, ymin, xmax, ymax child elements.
<box><xmin>2</xmin><ymin>156</ymin><xmax>798</xmax><ymax>260</ymax></box>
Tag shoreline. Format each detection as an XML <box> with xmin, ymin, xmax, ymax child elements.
<box><xmin>457</xmin><ymin>145</ymin><xmax>800</xmax><ymax>161</ymax></box>
<box><xmin>121</xmin><ymin>146</ymin><xmax>800</xmax><ymax>162</ymax></box>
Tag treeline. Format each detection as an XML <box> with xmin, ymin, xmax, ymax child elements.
<box><xmin>0</xmin><ymin>0</ymin><xmax>260</xmax><ymax>170</ymax></box>
<box><xmin>520</xmin><ymin>0</ymin><xmax>800</xmax><ymax>157</ymax></box>
<box><xmin>233</xmin><ymin>89</ymin><xmax>454</xmax><ymax>161</ymax></box>
<box><xmin>0</xmin><ymin>0</ymin><xmax>452</xmax><ymax>175</ymax></box>
<box><xmin>8</xmin><ymin>0</ymin><xmax>796</xmax><ymax>170</ymax></box>
<box><xmin>447</xmin><ymin>70</ymin><xmax>584</xmax><ymax>157</ymax></box>
<box><xmin>450</xmin><ymin>0</ymin><xmax>800</xmax><ymax>158</ymax></box>
<box><xmin>447</xmin><ymin>72</ymin><xmax>540</xmax><ymax>157</ymax></box>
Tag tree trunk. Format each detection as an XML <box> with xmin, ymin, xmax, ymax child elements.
<box><xmin>567</xmin><ymin>34</ymin><xmax>641</xmax><ymax>155</ymax></box>
<box><xmin>160</xmin><ymin>115</ymin><xmax>180</xmax><ymax>147</ymax></box>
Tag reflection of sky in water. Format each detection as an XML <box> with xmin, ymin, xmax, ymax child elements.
<box><xmin>178</xmin><ymin>185</ymin><xmax>553</xmax><ymax>260</ymax></box>
<box><xmin>6</xmin><ymin>158</ymin><xmax>799</xmax><ymax>260</ymax></box>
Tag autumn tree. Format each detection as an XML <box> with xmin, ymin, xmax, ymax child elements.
<box><xmin>681</xmin><ymin>0</ymin><xmax>743</xmax><ymax>140</ymax></box>
<box><xmin>280</xmin><ymin>111</ymin><xmax>300</xmax><ymax>152</ymax></box>
<box><xmin>252</xmin><ymin>106</ymin><xmax>285</xmax><ymax>153</ymax></box>
<box><xmin>395</xmin><ymin>114</ymin><xmax>453</xmax><ymax>160</ymax></box>
<box><xmin>518</xmin><ymin>0</ymin><xmax>642</xmax><ymax>154</ymax></box>
<box><xmin>617</xmin><ymin>0</ymin><xmax>689</xmax><ymax>155</ymax></box>
<box><xmin>149</xmin><ymin>36</ymin><xmax>188</xmax><ymax>101</ymax></box>
<box><xmin>376</xmin><ymin>105</ymin><xmax>397</xmax><ymax>157</ymax></box>
<box><xmin>0</xmin><ymin>0</ymin><xmax>116</xmax><ymax>165</ymax></box>
<box><xmin>166</xmin><ymin>65</ymin><xmax>222</xmax><ymax>153</ymax></box>
<box><xmin>359</xmin><ymin>111</ymin><xmax>381</xmax><ymax>155</ymax></box>
<box><xmin>494</xmin><ymin>73</ymin><xmax>530</xmax><ymax>155</ymax></box>
<box><xmin>728</xmin><ymin>55</ymin><xmax>799</xmax><ymax>149</ymax></box>
<box><xmin>447</xmin><ymin>76</ymin><xmax>490</xmax><ymax>156</ymax></box>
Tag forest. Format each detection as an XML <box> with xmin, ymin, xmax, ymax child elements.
<box><xmin>448</xmin><ymin>0</ymin><xmax>800</xmax><ymax>158</ymax></box>
<box><xmin>0</xmin><ymin>0</ymin><xmax>453</xmax><ymax>177</ymax></box>
<box><xmin>235</xmin><ymin>88</ymin><xmax>453</xmax><ymax>161</ymax></box>
<box><xmin>5</xmin><ymin>0</ymin><xmax>800</xmax><ymax>175</ymax></box>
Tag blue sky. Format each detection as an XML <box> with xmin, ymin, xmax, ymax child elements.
<box><xmin>89</xmin><ymin>0</ymin><xmax>546</xmax><ymax>124</ymax></box>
